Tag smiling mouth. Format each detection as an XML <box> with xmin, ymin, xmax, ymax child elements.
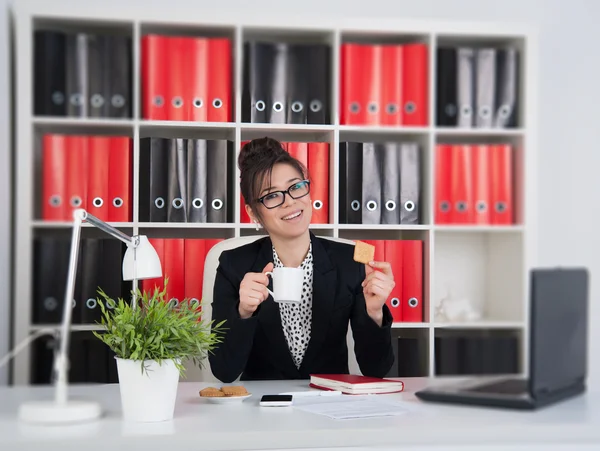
<box><xmin>282</xmin><ymin>210</ymin><xmax>302</xmax><ymax>220</ymax></box>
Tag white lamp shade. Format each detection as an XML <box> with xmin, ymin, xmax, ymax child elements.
<box><xmin>122</xmin><ymin>235</ymin><xmax>162</xmax><ymax>281</ymax></box>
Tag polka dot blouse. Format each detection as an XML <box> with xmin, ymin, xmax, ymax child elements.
<box><xmin>272</xmin><ymin>244</ymin><xmax>313</xmax><ymax>369</ymax></box>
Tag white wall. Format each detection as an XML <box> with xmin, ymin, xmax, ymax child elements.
<box><xmin>2</xmin><ymin>0</ymin><xmax>599</xmax><ymax>387</ymax></box>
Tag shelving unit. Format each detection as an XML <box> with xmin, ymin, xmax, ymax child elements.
<box><xmin>11</xmin><ymin>0</ymin><xmax>538</xmax><ymax>384</ymax></box>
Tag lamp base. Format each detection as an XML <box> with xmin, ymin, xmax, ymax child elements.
<box><xmin>18</xmin><ymin>400</ymin><xmax>102</xmax><ymax>424</ymax></box>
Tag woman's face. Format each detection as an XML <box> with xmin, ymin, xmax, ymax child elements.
<box><xmin>248</xmin><ymin>163</ymin><xmax>312</xmax><ymax>239</ymax></box>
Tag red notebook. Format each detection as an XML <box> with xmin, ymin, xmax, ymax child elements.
<box><xmin>309</xmin><ymin>374</ymin><xmax>404</xmax><ymax>395</ymax></box>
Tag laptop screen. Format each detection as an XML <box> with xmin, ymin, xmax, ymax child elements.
<box><xmin>530</xmin><ymin>268</ymin><xmax>589</xmax><ymax>395</ymax></box>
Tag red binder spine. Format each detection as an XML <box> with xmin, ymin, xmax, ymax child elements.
<box><xmin>450</xmin><ymin>144</ymin><xmax>473</xmax><ymax>224</ymax></box>
<box><xmin>41</xmin><ymin>134</ymin><xmax>67</xmax><ymax>221</ymax></box>
<box><xmin>384</xmin><ymin>239</ymin><xmax>403</xmax><ymax>322</ymax></box>
<box><xmin>401</xmin><ymin>43</ymin><xmax>428</xmax><ymax>126</ymax></box>
<box><xmin>163</xmin><ymin>238</ymin><xmax>185</xmax><ymax>306</ymax></box>
<box><xmin>287</xmin><ymin>142</ymin><xmax>308</xmax><ymax>167</ymax></box>
<box><xmin>142</xmin><ymin>238</ymin><xmax>165</xmax><ymax>296</ymax></box>
<box><xmin>340</xmin><ymin>43</ymin><xmax>365</xmax><ymax>125</ymax></box>
<box><xmin>491</xmin><ymin>143</ymin><xmax>514</xmax><ymax>225</ymax></box>
<box><xmin>364</xmin><ymin>239</ymin><xmax>385</xmax><ymax>263</ymax></box>
<box><xmin>65</xmin><ymin>135</ymin><xmax>89</xmax><ymax>220</ymax></box>
<box><xmin>108</xmin><ymin>137</ymin><xmax>132</xmax><ymax>222</ymax></box>
<box><xmin>435</xmin><ymin>144</ymin><xmax>452</xmax><ymax>224</ymax></box>
<box><xmin>380</xmin><ymin>45</ymin><xmax>403</xmax><ymax>126</ymax></box>
<box><xmin>141</xmin><ymin>34</ymin><xmax>168</xmax><ymax>120</ymax></box>
<box><xmin>402</xmin><ymin>240</ymin><xmax>423</xmax><ymax>322</ymax></box>
<box><xmin>307</xmin><ymin>142</ymin><xmax>329</xmax><ymax>224</ymax></box>
<box><xmin>86</xmin><ymin>136</ymin><xmax>110</xmax><ymax>221</ymax></box>
<box><xmin>166</xmin><ymin>36</ymin><xmax>186</xmax><ymax>121</ymax></box>
<box><xmin>364</xmin><ymin>44</ymin><xmax>382</xmax><ymax>126</ymax></box>
<box><xmin>207</xmin><ymin>37</ymin><xmax>232</xmax><ymax>123</ymax></box>
<box><xmin>240</xmin><ymin>194</ymin><xmax>251</xmax><ymax>223</ymax></box>
<box><xmin>187</xmin><ymin>37</ymin><xmax>208</xmax><ymax>122</ymax></box>
<box><xmin>472</xmin><ymin>144</ymin><xmax>491</xmax><ymax>224</ymax></box>
<box><xmin>184</xmin><ymin>239</ymin><xmax>206</xmax><ymax>315</ymax></box>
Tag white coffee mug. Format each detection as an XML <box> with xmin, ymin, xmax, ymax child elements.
<box><xmin>265</xmin><ymin>267</ymin><xmax>304</xmax><ymax>303</ymax></box>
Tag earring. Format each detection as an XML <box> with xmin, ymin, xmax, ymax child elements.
<box><xmin>254</xmin><ymin>220</ymin><xmax>260</xmax><ymax>231</ymax></box>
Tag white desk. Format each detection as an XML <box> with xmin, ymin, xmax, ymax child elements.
<box><xmin>0</xmin><ymin>378</ymin><xmax>599</xmax><ymax>451</ymax></box>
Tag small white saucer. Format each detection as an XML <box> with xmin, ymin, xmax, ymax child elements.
<box><xmin>200</xmin><ymin>394</ymin><xmax>252</xmax><ymax>404</ymax></box>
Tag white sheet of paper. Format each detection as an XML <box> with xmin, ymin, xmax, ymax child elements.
<box><xmin>293</xmin><ymin>398</ymin><xmax>409</xmax><ymax>420</ymax></box>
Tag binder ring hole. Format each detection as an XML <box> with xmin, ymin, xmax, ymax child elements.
<box><xmin>386</xmin><ymin>103</ymin><xmax>398</xmax><ymax>114</ymax></box>
<box><xmin>70</xmin><ymin>196</ymin><xmax>82</xmax><ymax>208</ymax></box>
<box><xmin>310</xmin><ymin>99</ymin><xmax>322</xmax><ymax>112</ymax></box>
<box><xmin>168</xmin><ymin>298</ymin><xmax>179</xmax><ymax>309</ymax></box>
<box><xmin>92</xmin><ymin>197</ymin><xmax>103</xmax><ymax>208</ymax></box>
<box><xmin>153</xmin><ymin>95</ymin><xmax>164</xmax><ymax>107</ymax></box>
<box><xmin>476</xmin><ymin>201</ymin><xmax>487</xmax><ymax>212</ymax></box>
<box><xmin>366</xmin><ymin>200</ymin><xmax>377</xmax><ymax>211</ymax></box>
<box><xmin>351</xmin><ymin>200</ymin><xmax>360</xmax><ymax>212</ymax></box>
<box><xmin>44</xmin><ymin>297</ymin><xmax>58</xmax><ymax>311</ymax></box>
<box><xmin>368</xmin><ymin>102</ymin><xmax>378</xmax><ymax>114</ymax></box>
<box><xmin>408</xmin><ymin>297</ymin><xmax>419</xmax><ymax>308</ymax></box>
<box><xmin>212</xmin><ymin>199</ymin><xmax>224</xmax><ymax>210</ymax></box>
<box><xmin>91</xmin><ymin>94</ymin><xmax>104</xmax><ymax>108</ymax></box>
<box><xmin>390</xmin><ymin>297</ymin><xmax>400</xmax><ymax>308</ymax></box>
<box><xmin>189</xmin><ymin>298</ymin><xmax>200</xmax><ymax>309</ymax></box>
<box><xmin>212</xmin><ymin>98</ymin><xmax>223</xmax><ymax>109</ymax></box>
<box><xmin>86</xmin><ymin>298</ymin><xmax>97</xmax><ymax>309</ymax></box>
<box><xmin>479</xmin><ymin>106</ymin><xmax>491</xmax><ymax>119</ymax></box>
<box><xmin>172</xmin><ymin>96</ymin><xmax>183</xmax><ymax>108</ymax></box>
<box><xmin>255</xmin><ymin>100</ymin><xmax>266</xmax><ymax>111</ymax></box>
<box><xmin>456</xmin><ymin>201</ymin><xmax>467</xmax><ymax>212</ymax></box>
<box><xmin>445</xmin><ymin>104</ymin><xmax>457</xmax><ymax>117</ymax></box>
<box><xmin>192</xmin><ymin>198</ymin><xmax>203</xmax><ymax>209</ymax></box>
<box><xmin>462</xmin><ymin>105</ymin><xmax>472</xmax><ymax>117</ymax></box>
<box><xmin>49</xmin><ymin>195</ymin><xmax>61</xmax><ymax>207</ymax></box>
<box><xmin>112</xmin><ymin>94</ymin><xmax>125</xmax><ymax>108</ymax></box>
<box><xmin>440</xmin><ymin>201</ymin><xmax>450</xmax><ymax>212</ymax></box>
<box><xmin>107</xmin><ymin>299</ymin><xmax>116</xmax><ymax>309</ymax></box>
<box><xmin>404</xmin><ymin>200</ymin><xmax>415</xmax><ymax>212</ymax></box>
<box><xmin>349</xmin><ymin>102</ymin><xmax>360</xmax><ymax>114</ymax></box>
<box><xmin>70</xmin><ymin>93</ymin><xmax>84</xmax><ymax>106</ymax></box>
<box><xmin>404</xmin><ymin>101</ymin><xmax>416</xmax><ymax>114</ymax></box>
<box><xmin>385</xmin><ymin>200</ymin><xmax>396</xmax><ymax>211</ymax></box>
<box><xmin>313</xmin><ymin>200</ymin><xmax>323</xmax><ymax>210</ymax></box>
<box><xmin>495</xmin><ymin>201</ymin><xmax>507</xmax><ymax>213</ymax></box>
<box><xmin>273</xmin><ymin>101</ymin><xmax>283</xmax><ymax>112</ymax></box>
<box><xmin>499</xmin><ymin>105</ymin><xmax>511</xmax><ymax>118</ymax></box>
<box><xmin>155</xmin><ymin>197</ymin><xmax>165</xmax><ymax>209</ymax></box>
<box><xmin>172</xmin><ymin>198</ymin><xmax>184</xmax><ymax>209</ymax></box>
<box><xmin>193</xmin><ymin>98</ymin><xmax>203</xmax><ymax>108</ymax></box>
<box><xmin>52</xmin><ymin>91</ymin><xmax>65</xmax><ymax>105</ymax></box>
<box><xmin>291</xmin><ymin>101</ymin><xmax>303</xmax><ymax>113</ymax></box>
<box><xmin>113</xmin><ymin>197</ymin><xmax>123</xmax><ymax>208</ymax></box>
<box><xmin>71</xmin><ymin>299</ymin><xmax>76</xmax><ymax>308</ymax></box>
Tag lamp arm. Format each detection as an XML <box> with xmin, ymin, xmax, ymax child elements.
<box><xmin>78</xmin><ymin>209</ymin><xmax>137</xmax><ymax>247</ymax></box>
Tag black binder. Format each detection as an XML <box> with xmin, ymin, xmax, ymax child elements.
<box><xmin>167</xmin><ymin>138</ymin><xmax>188</xmax><ymax>222</ymax></box>
<box><xmin>34</xmin><ymin>30</ymin><xmax>67</xmax><ymax>116</ymax></box>
<box><xmin>33</xmin><ymin>237</ymin><xmax>70</xmax><ymax>324</ymax></box>
<box><xmin>306</xmin><ymin>44</ymin><xmax>330</xmax><ymax>124</ymax></box>
<box><xmin>139</xmin><ymin>137</ymin><xmax>169</xmax><ymax>222</ymax></box>
<box><xmin>79</xmin><ymin>238</ymin><xmax>103</xmax><ymax>324</ymax></box>
<box><xmin>242</xmin><ymin>41</ymin><xmax>275</xmax><ymax>123</ymax></box>
<box><xmin>187</xmin><ymin>139</ymin><xmax>208</xmax><ymax>223</ymax></box>
<box><xmin>286</xmin><ymin>44</ymin><xmax>309</xmax><ymax>124</ymax></box>
<box><xmin>86</xmin><ymin>34</ymin><xmax>108</xmax><ymax>118</ymax></box>
<box><xmin>436</xmin><ymin>47</ymin><xmax>457</xmax><ymax>126</ymax></box>
<box><xmin>207</xmin><ymin>140</ymin><xmax>231</xmax><ymax>223</ymax></box>
<box><xmin>338</xmin><ymin>142</ymin><xmax>363</xmax><ymax>224</ymax></box>
<box><xmin>106</xmin><ymin>35</ymin><xmax>132</xmax><ymax>118</ymax></box>
<box><xmin>494</xmin><ymin>47</ymin><xmax>519</xmax><ymax>128</ymax></box>
<box><xmin>65</xmin><ymin>32</ymin><xmax>89</xmax><ymax>117</ymax></box>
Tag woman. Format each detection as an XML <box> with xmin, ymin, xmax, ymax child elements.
<box><xmin>209</xmin><ymin>137</ymin><xmax>396</xmax><ymax>383</ymax></box>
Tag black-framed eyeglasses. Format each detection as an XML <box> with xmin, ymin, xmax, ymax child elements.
<box><xmin>257</xmin><ymin>180</ymin><xmax>311</xmax><ymax>209</ymax></box>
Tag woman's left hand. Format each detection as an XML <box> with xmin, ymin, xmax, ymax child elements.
<box><xmin>361</xmin><ymin>261</ymin><xmax>395</xmax><ymax>325</ymax></box>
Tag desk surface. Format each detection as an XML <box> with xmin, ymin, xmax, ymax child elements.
<box><xmin>0</xmin><ymin>377</ymin><xmax>599</xmax><ymax>451</ymax></box>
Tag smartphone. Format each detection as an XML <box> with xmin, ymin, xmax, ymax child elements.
<box><xmin>259</xmin><ymin>394</ymin><xmax>293</xmax><ymax>407</ymax></box>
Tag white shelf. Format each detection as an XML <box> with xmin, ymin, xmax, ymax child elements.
<box><xmin>11</xmin><ymin>0</ymin><xmax>537</xmax><ymax>384</ymax></box>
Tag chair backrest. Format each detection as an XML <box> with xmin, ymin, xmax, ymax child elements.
<box><xmin>185</xmin><ymin>234</ymin><xmax>361</xmax><ymax>382</ymax></box>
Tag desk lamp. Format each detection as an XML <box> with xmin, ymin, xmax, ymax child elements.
<box><xmin>18</xmin><ymin>209</ymin><xmax>162</xmax><ymax>424</ymax></box>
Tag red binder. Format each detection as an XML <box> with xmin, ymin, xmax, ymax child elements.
<box><xmin>435</xmin><ymin>144</ymin><xmax>452</xmax><ymax>224</ymax></box>
<box><xmin>86</xmin><ymin>136</ymin><xmax>110</xmax><ymax>222</ymax></box>
<box><xmin>240</xmin><ymin>194</ymin><xmax>251</xmax><ymax>223</ymax></box>
<box><xmin>207</xmin><ymin>38</ymin><xmax>232</xmax><ymax>123</ymax></box>
<box><xmin>163</xmin><ymin>238</ymin><xmax>185</xmax><ymax>306</ymax></box>
<box><xmin>384</xmin><ymin>239</ymin><xmax>403</xmax><ymax>322</ymax></box>
<box><xmin>166</xmin><ymin>36</ymin><xmax>187</xmax><ymax>121</ymax></box>
<box><xmin>65</xmin><ymin>135</ymin><xmax>89</xmax><ymax>221</ymax></box>
<box><xmin>450</xmin><ymin>144</ymin><xmax>473</xmax><ymax>224</ymax></box>
<box><xmin>187</xmin><ymin>37</ymin><xmax>208</xmax><ymax>122</ymax></box>
<box><xmin>491</xmin><ymin>144</ymin><xmax>514</xmax><ymax>224</ymax></box>
<box><xmin>472</xmin><ymin>144</ymin><xmax>491</xmax><ymax>224</ymax></box>
<box><xmin>341</xmin><ymin>43</ymin><xmax>369</xmax><ymax>125</ymax></box>
<box><xmin>142</xmin><ymin>238</ymin><xmax>165</xmax><ymax>296</ymax></box>
<box><xmin>41</xmin><ymin>134</ymin><xmax>67</xmax><ymax>221</ymax></box>
<box><xmin>108</xmin><ymin>137</ymin><xmax>132</xmax><ymax>222</ymax></box>
<box><xmin>401</xmin><ymin>43</ymin><xmax>428</xmax><ymax>126</ymax></box>
<box><xmin>380</xmin><ymin>45</ymin><xmax>403</xmax><ymax>126</ymax></box>
<box><xmin>141</xmin><ymin>34</ymin><xmax>168</xmax><ymax>120</ymax></box>
<box><xmin>307</xmin><ymin>142</ymin><xmax>329</xmax><ymax>224</ymax></box>
<box><xmin>401</xmin><ymin>240</ymin><xmax>423</xmax><ymax>322</ymax></box>
<box><xmin>287</xmin><ymin>141</ymin><xmax>308</xmax><ymax>168</ymax></box>
<box><xmin>184</xmin><ymin>239</ymin><xmax>206</xmax><ymax>315</ymax></box>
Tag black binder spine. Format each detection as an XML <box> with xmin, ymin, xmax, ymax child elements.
<box><xmin>34</xmin><ymin>30</ymin><xmax>67</xmax><ymax>116</ymax></box>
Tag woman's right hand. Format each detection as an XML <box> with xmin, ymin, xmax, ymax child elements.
<box><xmin>238</xmin><ymin>262</ymin><xmax>274</xmax><ymax>319</ymax></box>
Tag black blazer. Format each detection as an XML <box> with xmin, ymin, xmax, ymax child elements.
<box><xmin>208</xmin><ymin>233</ymin><xmax>395</xmax><ymax>383</ymax></box>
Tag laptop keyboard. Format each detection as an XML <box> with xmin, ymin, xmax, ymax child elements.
<box><xmin>463</xmin><ymin>379</ymin><xmax>528</xmax><ymax>395</ymax></box>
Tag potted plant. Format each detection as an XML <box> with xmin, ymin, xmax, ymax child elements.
<box><xmin>92</xmin><ymin>279</ymin><xmax>226</xmax><ymax>423</ymax></box>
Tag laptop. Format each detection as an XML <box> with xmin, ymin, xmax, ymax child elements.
<box><xmin>415</xmin><ymin>267</ymin><xmax>589</xmax><ymax>410</ymax></box>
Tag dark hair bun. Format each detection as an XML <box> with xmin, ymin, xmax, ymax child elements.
<box><xmin>238</xmin><ymin>137</ymin><xmax>287</xmax><ymax>172</ymax></box>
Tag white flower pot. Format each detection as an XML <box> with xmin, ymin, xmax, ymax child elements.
<box><xmin>115</xmin><ymin>357</ymin><xmax>180</xmax><ymax>422</ymax></box>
